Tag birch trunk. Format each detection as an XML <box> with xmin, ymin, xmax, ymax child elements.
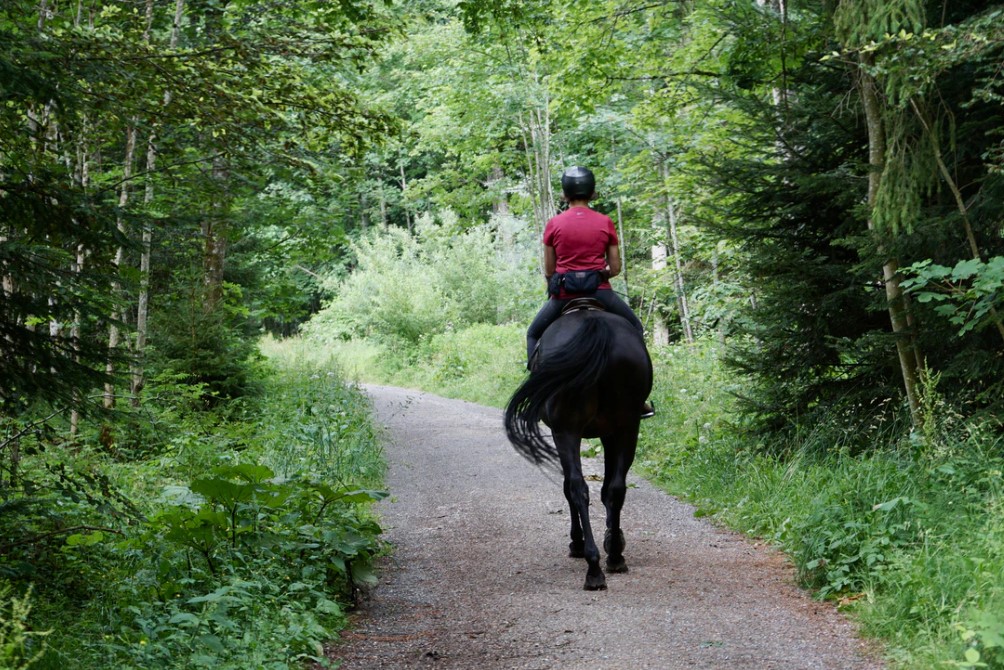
<box><xmin>69</xmin><ymin>2</ymin><xmax>90</xmax><ymax>432</ymax></box>
<box><xmin>661</xmin><ymin>163</ymin><xmax>694</xmax><ymax>343</ymax></box>
<box><xmin>399</xmin><ymin>162</ymin><xmax>411</xmax><ymax>232</ymax></box>
<box><xmin>69</xmin><ymin>243</ymin><xmax>87</xmax><ymax>435</ymax></box>
<box><xmin>379</xmin><ymin>187</ymin><xmax>388</xmax><ymax>230</ymax></box>
<box><xmin>616</xmin><ymin>198</ymin><xmax>628</xmax><ymax>290</ymax></box>
<box><xmin>131</xmin><ymin>137</ymin><xmax>155</xmax><ymax>402</ymax></box>
<box><xmin>651</xmin><ymin>243</ymin><xmax>670</xmax><ymax>346</ymax></box>
<box><xmin>131</xmin><ymin>0</ymin><xmax>185</xmax><ymax>402</ymax></box>
<box><xmin>67</xmin><ymin>3</ymin><xmax>92</xmax><ymax>431</ymax></box>
<box><xmin>860</xmin><ymin>59</ymin><xmax>924</xmax><ymax>427</ymax></box>
<box><xmin>104</xmin><ymin>125</ymin><xmax>137</xmax><ymax>409</ymax></box>
<box><xmin>521</xmin><ymin>87</ymin><xmax>555</xmax><ymax>274</ymax></box>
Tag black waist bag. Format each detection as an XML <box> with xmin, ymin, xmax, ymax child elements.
<box><xmin>555</xmin><ymin>270</ymin><xmax>602</xmax><ymax>295</ymax></box>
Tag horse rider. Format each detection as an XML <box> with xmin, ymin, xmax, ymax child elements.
<box><xmin>525</xmin><ymin>166</ymin><xmax>655</xmax><ymax>418</ymax></box>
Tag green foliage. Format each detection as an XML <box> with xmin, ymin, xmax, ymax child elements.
<box><xmin>1</xmin><ymin>0</ymin><xmax>397</xmax><ymax>417</ymax></box>
<box><xmin>902</xmin><ymin>257</ymin><xmax>1004</xmax><ymax>336</ymax></box>
<box><xmin>950</xmin><ymin>611</ymin><xmax>1004</xmax><ymax>669</ymax></box>
<box><xmin>2</xmin><ymin>361</ymin><xmax>385</xmax><ymax>670</ymax></box>
<box><xmin>148</xmin><ymin>273</ymin><xmax>263</xmax><ymax>402</ymax></box>
<box><xmin>397</xmin><ymin>323</ymin><xmax>526</xmax><ymax>407</ymax></box>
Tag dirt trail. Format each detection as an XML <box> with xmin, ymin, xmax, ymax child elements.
<box><xmin>327</xmin><ymin>385</ymin><xmax>883</xmax><ymax>670</ymax></box>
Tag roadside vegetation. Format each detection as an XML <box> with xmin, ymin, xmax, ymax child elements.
<box><xmin>2</xmin><ymin>358</ymin><xmax>385</xmax><ymax>669</ymax></box>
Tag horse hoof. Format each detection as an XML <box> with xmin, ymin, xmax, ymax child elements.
<box><xmin>606</xmin><ymin>558</ymin><xmax>628</xmax><ymax>574</ymax></box>
<box><xmin>569</xmin><ymin>542</ymin><xmax>585</xmax><ymax>558</ymax></box>
<box><xmin>583</xmin><ymin>576</ymin><xmax>607</xmax><ymax>591</ymax></box>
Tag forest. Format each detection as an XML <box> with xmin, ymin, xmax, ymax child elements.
<box><xmin>2</xmin><ymin>0</ymin><xmax>1003</xmax><ymax>668</ymax></box>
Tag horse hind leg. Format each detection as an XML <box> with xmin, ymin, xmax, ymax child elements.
<box><xmin>604</xmin><ymin>528</ymin><xmax>628</xmax><ymax>573</ymax></box>
<box><xmin>556</xmin><ymin>432</ymin><xmax>606</xmax><ymax>591</ymax></box>
<box><xmin>600</xmin><ymin>429</ymin><xmax>638</xmax><ymax>574</ymax></box>
<box><xmin>564</xmin><ymin>476</ymin><xmax>585</xmax><ymax>558</ymax></box>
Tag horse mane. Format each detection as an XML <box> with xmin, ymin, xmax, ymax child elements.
<box><xmin>504</xmin><ymin>316</ymin><xmax>613</xmax><ymax>469</ymax></box>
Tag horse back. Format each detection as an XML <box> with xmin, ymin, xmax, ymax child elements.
<box><xmin>538</xmin><ymin>310</ymin><xmax>652</xmax><ymax>436</ymax></box>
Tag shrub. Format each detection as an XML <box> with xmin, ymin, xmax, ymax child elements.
<box><xmin>305</xmin><ymin>211</ymin><xmax>540</xmax><ymax>346</ymax></box>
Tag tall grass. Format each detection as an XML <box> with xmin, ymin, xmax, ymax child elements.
<box><xmin>265</xmin><ymin>323</ymin><xmax>527</xmax><ymax>408</ymax></box>
<box><xmin>257</xmin><ymin>347</ymin><xmax>384</xmax><ymax>487</ymax></box>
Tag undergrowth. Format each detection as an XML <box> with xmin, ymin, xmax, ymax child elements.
<box><xmin>1</xmin><ymin>358</ymin><xmax>385</xmax><ymax>669</ymax></box>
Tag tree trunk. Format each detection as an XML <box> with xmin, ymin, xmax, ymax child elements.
<box><xmin>527</xmin><ymin>99</ymin><xmax>555</xmax><ymax>223</ymax></box>
<box><xmin>399</xmin><ymin>162</ymin><xmax>411</xmax><ymax>232</ymax></box>
<box><xmin>203</xmin><ymin>153</ymin><xmax>230</xmax><ymax>312</ymax></box>
<box><xmin>104</xmin><ymin>124</ymin><xmax>137</xmax><ymax>409</ymax></box>
<box><xmin>520</xmin><ymin>81</ymin><xmax>555</xmax><ymax>275</ymax></box>
<box><xmin>615</xmin><ymin>198</ymin><xmax>628</xmax><ymax>292</ymax></box>
<box><xmin>131</xmin><ymin>0</ymin><xmax>184</xmax><ymax>403</ymax></box>
<box><xmin>651</xmin><ymin>243</ymin><xmax>670</xmax><ymax>346</ymax></box>
<box><xmin>131</xmin><ymin>137</ymin><xmax>155</xmax><ymax>402</ymax></box>
<box><xmin>860</xmin><ymin>59</ymin><xmax>924</xmax><ymax>427</ymax></box>
<box><xmin>69</xmin><ymin>4</ymin><xmax>91</xmax><ymax>432</ymax></box>
<box><xmin>712</xmin><ymin>244</ymin><xmax>725</xmax><ymax>345</ymax></box>
<box><xmin>379</xmin><ymin>186</ymin><xmax>388</xmax><ymax>230</ymax></box>
<box><xmin>488</xmin><ymin>165</ymin><xmax>509</xmax><ymax>216</ymax></box>
<box><xmin>69</xmin><ymin>244</ymin><xmax>86</xmax><ymax>435</ymax></box>
<box><xmin>662</xmin><ymin>163</ymin><xmax>694</xmax><ymax>343</ymax></box>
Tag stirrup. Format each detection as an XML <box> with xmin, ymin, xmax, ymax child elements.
<box><xmin>641</xmin><ymin>401</ymin><xmax>655</xmax><ymax>419</ymax></box>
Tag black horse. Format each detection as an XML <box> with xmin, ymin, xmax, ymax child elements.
<box><xmin>504</xmin><ymin>304</ymin><xmax>653</xmax><ymax>590</ymax></box>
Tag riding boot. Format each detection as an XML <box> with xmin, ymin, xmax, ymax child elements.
<box><xmin>641</xmin><ymin>400</ymin><xmax>655</xmax><ymax>419</ymax></box>
<box><xmin>526</xmin><ymin>338</ymin><xmax>539</xmax><ymax>371</ymax></box>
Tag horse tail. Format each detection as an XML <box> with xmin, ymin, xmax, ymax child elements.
<box><xmin>504</xmin><ymin>316</ymin><xmax>613</xmax><ymax>468</ymax></box>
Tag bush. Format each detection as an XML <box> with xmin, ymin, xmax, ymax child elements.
<box><xmin>305</xmin><ymin>212</ymin><xmax>541</xmax><ymax>346</ymax></box>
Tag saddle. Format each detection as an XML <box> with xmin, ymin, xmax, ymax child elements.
<box><xmin>560</xmin><ymin>297</ymin><xmax>606</xmax><ymax>316</ymax></box>
<box><xmin>528</xmin><ymin>299</ymin><xmax>607</xmax><ymax>372</ymax></box>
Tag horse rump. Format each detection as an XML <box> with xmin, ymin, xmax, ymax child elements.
<box><xmin>504</xmin><ymin>316</ymin><xmax>612</xmax><ymax>467</ymax></box>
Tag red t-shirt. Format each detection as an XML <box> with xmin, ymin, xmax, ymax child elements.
<box><xmin>543</xmin><ymin>206</ymin><xmax>617</xmax><ymax>298</ymax></box>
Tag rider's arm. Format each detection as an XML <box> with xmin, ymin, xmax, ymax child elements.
<box><xmin>605</xmin><ymin>244</ymin><xmax>622</xmax><ymax>279</ymax></box>
<box><xmin>544</xmin><ymin>245</ymin><xmax>557</xmax><ymax>279</ymax></box>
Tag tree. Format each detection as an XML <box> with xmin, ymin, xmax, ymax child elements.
<box><xmin>1</xmin><ymin>0</ymin><xmax>396</xmax><ymax>413</ymax></box>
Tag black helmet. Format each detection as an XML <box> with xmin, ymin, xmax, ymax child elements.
<box><xmin>560</xmin><ymin>166</ymin><xmax>596</xmax><ymax>200</ymax></box>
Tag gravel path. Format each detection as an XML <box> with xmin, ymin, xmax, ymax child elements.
<box><xmin>326</xmin><ymin>385</ymin><xmax>884</xmax><ymax>669</ymax></box>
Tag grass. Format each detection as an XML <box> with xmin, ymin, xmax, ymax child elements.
<box><xmin>262</xmin><ymin>324</ymin><xmax>528</xmax><ymax>408</ymax></box>
<box><xmin>305</xmin><ymin>323</ymin><xmax>1004</xmax><ymax>669</ymax></box>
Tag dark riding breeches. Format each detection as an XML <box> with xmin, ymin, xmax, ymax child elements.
<box><xmin>526</xmin><ymin>290</ymin><xmax>644</xmax><ymax>364</ymax></box>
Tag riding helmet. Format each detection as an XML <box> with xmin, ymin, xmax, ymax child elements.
<box><xmin>560</xmin><ymin>166</ymin><xmax>596</xmax><ymax>200</ymax></box>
